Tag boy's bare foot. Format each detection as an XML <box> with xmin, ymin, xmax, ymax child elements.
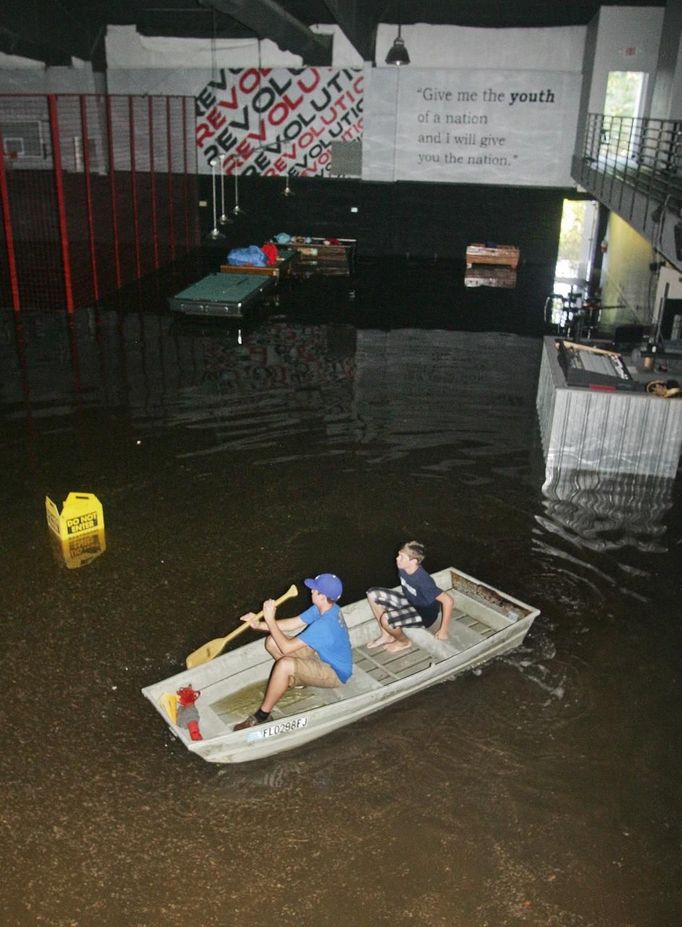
<box><xmin>384</xmin><ymin>639</ymin><xmax>412</xmax><ymax>653</ymax></box>
<box><xmin>367</xmin><ymin>634</ymin><xmax>393</xmax><ymax>649</ymax></box>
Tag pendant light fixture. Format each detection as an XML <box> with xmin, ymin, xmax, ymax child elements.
<box><xmin>208</xmin><ymin>158</ymin><xmax>226</xmax><ymax>239</ymax></box>
<box><xmin>218</xmin><ymin>155</ymin><xmax>232</xmax><ymax>226</ymax></box>
<box><xmin>232</xmin><ymin>162</ymin><xmax>246</xmax><ymax>216</ymax></box>
<box><xmin>385</xmin><ymin>7</ymin><xmax>410</xmax><ymax>66</ymax></box>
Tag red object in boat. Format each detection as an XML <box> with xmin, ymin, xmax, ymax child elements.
<box><xmin>177</xmin><ymin>685</ymin><xmax>201</xmax><ymax>706</ymax></box>
<box><xmin>187</xmin><ymin>720</ymin><xmax>203</xmax><ymax>741</ymax></box>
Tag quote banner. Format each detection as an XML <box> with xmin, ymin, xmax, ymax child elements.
<box><xmin>394</xmin><ymin>68</ymin><xmax>581</xmax><ymax>186</ymax></box>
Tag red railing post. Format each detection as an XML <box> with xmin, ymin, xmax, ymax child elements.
<box><xmin>129</xmin><ymin>96</ymin><xmax>141</xmax><ymax>279</ymax></box>
<box><xmin>48</xmin><ymin>94</ymin><xmax>74</xmax><ymax>313</ymax></box>
<box><xmin>105</xmin><ymin>94</ymin><xmax>122</xmax><ymax>289</ymax></box>
<box><xmin>182</xmin><ymin>97</ymin><xmax>190</xmax><ymax>254</ymax></box>
<box><xmin>166</xmin><ymin>96</ymin><xmax>176</xmax><ymax>260</ymax></box>
<box><xmin>0</xmin><ymin>127</ymin><xmax>21</xmax><ymax>311</ymax></box>
<box><xmin>80</xmin><ymin>95</ymin><xmax>100</xmax><ymax>303</ymax></box>
<box><xmin>148</xmin><ymin>96</ymin><xmax>159</xmax><ymax>269</ymax></box>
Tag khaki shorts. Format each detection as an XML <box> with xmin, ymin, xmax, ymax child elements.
<box><xmin>289</xmin><ymin>644</ymin><xmax>341</xmax><ymax>689</ymax></box>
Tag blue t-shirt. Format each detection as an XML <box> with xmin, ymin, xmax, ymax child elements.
<box><xmin>399</xmin><ymin>566</ymin><xmax>442</xmax><ymax>626</ymax></box>
<box><xmin>299</xmin><ymin>603</ymin><xmax>352</xmax><ymax>683</ymax></box>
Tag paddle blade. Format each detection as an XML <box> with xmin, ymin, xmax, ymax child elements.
<box><xmin>184</xmin><ymin>584</ymin><xmax>298</xmax><ymax>669</ymax></box>
<box><xmin>185</xmin><ymin>628</ymin><xmax>247</xmax><ymax>669</ymax></box>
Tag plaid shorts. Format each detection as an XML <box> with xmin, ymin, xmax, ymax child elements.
<box><xmin>367</xmin><ymin>586</ymin><xmax>435</xmax><ymax>629</ymax></box>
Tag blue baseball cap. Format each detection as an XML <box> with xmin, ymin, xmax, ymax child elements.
<box><xmin>304</xmin><ymin>572</ymin><xmax>343</xmax><ymax>601</ymax></box>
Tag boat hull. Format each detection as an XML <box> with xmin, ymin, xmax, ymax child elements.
<box><xmin>142</xmin><ymin>568</ymin><xmax>539</xmax><ymax>763</ymax></box>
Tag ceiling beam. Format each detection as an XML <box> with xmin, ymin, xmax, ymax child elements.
<box><xmin>322</xmin><ymin>0</ymin><xmax>379</xmax><ymax>62</ymax></box>
<box><xmin>1</xmin><ymin>1</ymin><xmax>98</xmax><ymax>65</ymax></box>
<box><xmin>202</xmin><ymin>0</ymin><xmax>333</xmax><ymax>65</ymax></box>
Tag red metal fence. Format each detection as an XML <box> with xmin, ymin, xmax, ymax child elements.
<box><xmin>0</xmin><ymin>93</ymin><xmax>199</xmax><ymax>312</ymax></box>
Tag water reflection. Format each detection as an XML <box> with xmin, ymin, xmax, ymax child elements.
<box><xmin>2</xmin><ymin>306</ymin><xmax>677</xmax><ymax>577</ymax></box>
<box><xmin>354</xmin><ymin>329</ymin><xmax>539</xmax><ymax>470</ymax></box>
<box><xmin>464</xmin><ymin>266</ymin><xmax>517</xmax><ymax>288</ymax></box>
<box><xmin>540</xmin><ymin>467</ymin><xmax>673</xmax><ymax>553</ymax></box>
<box><xmin>167</xmin><ymin>318</ymin><xmax>357</xmax><ymax>457</ymax></box>
<box><xmin>533</xmin><ymin>466</ymin><xmax>676</xmax><ymax>607</ymax></box>
<box><xmin>2</xmin><ymin>311</ymin><xmax>542</xmax><ymax>471</ymax></box>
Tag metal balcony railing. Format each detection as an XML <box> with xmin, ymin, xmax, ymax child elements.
<box><xmin>579</xmin><ymin>113</ymin><xmax>682</xmax><ymax>224</ymax></box>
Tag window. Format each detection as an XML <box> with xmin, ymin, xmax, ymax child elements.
<box><xmin>603</xmin><ymin>71</ymin><xmax>648</xmax><ymax>161</ymax></box>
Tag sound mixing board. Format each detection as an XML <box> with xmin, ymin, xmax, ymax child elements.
<box><xmin>556</xmin><ymin>340</ymin><xmax>637</xmax><ymax>389</ymax></box>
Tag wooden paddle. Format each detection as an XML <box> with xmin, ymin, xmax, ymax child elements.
<box><xmin>185</xmin><ymin>584</ymin><xmax>298</xmax><ymax>669</ymax></box>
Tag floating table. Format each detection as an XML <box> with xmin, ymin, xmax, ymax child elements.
<box><xmin>287</xmin><ymin>237</ymin><xmax>356</xmax><ymax>275</ymax></box>
<box><xmin>466</xmin><ymin>243</ymin><xmax>520</xmax><ymax>269</ymax></box>
<box><xmin>169</xmin><ymin>273</ymin><xmax>275</xmax><ymax>318</ymax></box>
<box><xmin>219</xmin><ymin>249</ymin><xmax>299</xmax><ymax>279</ymax></box>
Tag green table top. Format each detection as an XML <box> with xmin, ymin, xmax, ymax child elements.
<box><xmin>174</xmin><ymin>273</ymin><xmax>272</xmax><ymax>303</ymax></box>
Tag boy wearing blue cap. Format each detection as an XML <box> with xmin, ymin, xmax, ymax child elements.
<box><xmin>234</xmin><ymin>572</ymin><xmax>352</xmax><ymax>731</ymax></box>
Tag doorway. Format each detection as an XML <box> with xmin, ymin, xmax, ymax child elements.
<box><xmin>555</xmin><ymin>198</ymin><xmax>599</xmax><ymax>292</ymax></box>
<box><xmin>548</xmin><ymin>198</ymin><xmax>600</xmax><ymax>329</ymax></box>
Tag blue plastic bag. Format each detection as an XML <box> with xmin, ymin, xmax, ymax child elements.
<box><xmin>227</xmin><ymin>245</ymin><xmax>267</xmax><ymax>267</ymax></box>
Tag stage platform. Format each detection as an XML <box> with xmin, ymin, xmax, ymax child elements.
<box><xmin>169</xmin><ymin>273</ymin><xmax>275</xmax><ymax>319</ymax></box>
<box><xmin>536</xmin><ymin>336</ymin><xmax>682</xmax><ymax>478</ymax></box>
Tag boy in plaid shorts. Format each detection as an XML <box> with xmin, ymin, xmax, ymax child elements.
<box><xmin>366</xmin><ymin>541</ymin><xmax>452</xmax><ymax>653</ymax></box>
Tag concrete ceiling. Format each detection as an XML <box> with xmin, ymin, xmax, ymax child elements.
<box><xmin>0</xmin><ymin>0</ymin><xmax>666</xmax><ymax>68</ymax></box>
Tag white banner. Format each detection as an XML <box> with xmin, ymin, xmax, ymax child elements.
<box><xmin>390</xmin><ymin>68</ymin><xmax>581</xmax><ymax>187</ymax></box>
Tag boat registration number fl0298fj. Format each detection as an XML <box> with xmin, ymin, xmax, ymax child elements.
<box><xmin>259</xmin><ymin>716</ymin><xmax>308</xmax><ymax>740</ymax></box>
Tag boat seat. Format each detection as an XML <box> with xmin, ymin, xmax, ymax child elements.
<box><xmin>452</xmin><ymin>610</ymin><xmax>499</xmax><ymax>646</ymax></box>
<box><xmin>322</xmin><ymin>665</ymin><xmax>383</xmax><ymax>700</ymax></box>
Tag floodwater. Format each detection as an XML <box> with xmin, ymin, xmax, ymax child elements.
<box><xmin>1</xmin><ymin>260</ymin><xmax>680</xmax><ymax>927</ymax></box>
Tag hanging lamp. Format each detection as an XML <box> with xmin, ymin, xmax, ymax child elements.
<box><xmin>208</xmin><ymin>158</ymin><xmax>226</xmax><ymax>239</ymax></box>
<box><xmin>232</xmin><ymin>163</ymin><xmax>246</xmax><ymax>216</ymax></box>
<box><xmin>386</xmin><ymin>19</ymin><xmax>410</xmax><ymax>66</ymax></box>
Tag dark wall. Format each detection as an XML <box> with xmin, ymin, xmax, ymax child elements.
<box><xmin>198</xmin><ymin>174</ymin><xmax>568</xmax><ymax>265</ymax></box>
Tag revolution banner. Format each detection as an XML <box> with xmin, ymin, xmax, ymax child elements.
<box><xmin>195</xmin><ymin>67</ymin><xmax>363</xmax><ymax>176</ymax></box>
<box><xmin>387</xmin><ymin>68</ymin><xmax>581</xmax><ymax>187</ymax></box>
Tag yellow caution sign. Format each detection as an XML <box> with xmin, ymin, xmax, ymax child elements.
<box><xmin>45</xmin><ymin>492</ymin><xmax>105</xmax><ymax>541</ymax></box>
<box><xmin>50</xmin><ymin>526</ymin><xmax>107</xmax><ymax>570</ymax></box>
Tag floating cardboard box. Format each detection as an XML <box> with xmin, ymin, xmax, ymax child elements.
<box><xmin>50</xmin><ymin>526</ymin><xmax>107</xmax><ymax>569</ymax></box>
<box><xmin>465</xmin><ymin>243</ymin><xmax>520</xmax><ymax>269</ymax></box>
<box><xmin>46</xmin><ymin>492</ymin><xmax>105</xmax><ymax>541</ymax></box>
